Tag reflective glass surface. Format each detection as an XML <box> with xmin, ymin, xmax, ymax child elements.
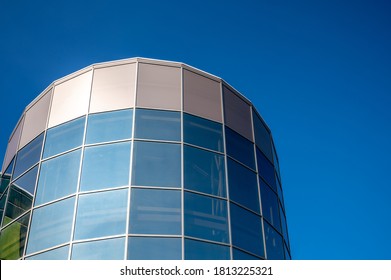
<box><xmin>260</xmin><ymin>179</ymin><xmax>281</xmax><ymax>232</ymax></box>
<box><xmin>184</xmin><ymin>239</ymin><xmax>230</xmax><ymax>260</ymax></box>
<box><xmin>12</xmin><ymin>165</ymin><xmax>38</xmax><ymax>195</ymax></box>
<box><xmin>71</xmin><ymin>238</ymin><xmax>125</xmax><ymax>260</ymax></box>
<box><xmin>26</xmin><ymin>245</ymin><xmax>69</xmax><ymax>260</ymax></box>
<box><xmin>284</xmin><ymin>244</ymin><xmax>291</xmax><ymax>260</ymax></box>
<box><xmin>184</xmin><ymin>145</ymin><xmax>226</xmax><ymax>197</ymax></box>
<box><xmin>4</xmin><ymin>157</ymin><xmax>14</xmax><ymax>178</ymax></box>
<box><xmin>184</xmin><ymin>192</ymin><xmax>229</xmax><ymax>243</ymax></box>
<box><xmin>129</xmin><ymin>188</ymin><xmax>181</xmax><ymax>235</ymax></box>
<box><xmin>233</xmin><ymin>248</ymin><xmax>261</xmax><ymax>260</ymax></box>
<box><xmin>256</xmin><ymin>148</ymin><xmax>276</xmax><ymax>190</ymax></box>
<box><xmin>35</xmin><ymin>149</ymin><xmax>81</xmax><ymax>206</ymax></box>
<box><xmin>0</xmin><ymin>212</ymin><xmax>29</xmax><ymax>260</ymax></box>
<box><xmin>225</xmin><ymin>127</ymin><xmax>255</xmax><ymax>169</ymax></box>
<box><xmin>3</xmin><ymin>183</ymin><xmax>33</xmax><ymax>226</ymax></box>
<box><xmin>13</xmin><ymin>133</ymin><xmax>44</xmax><ymax>179</ymax></box>
<box><xmin>280</xmin><ymin>206</ymin><xmax>289</xmax><ymax>245</ymax></box>
<box><xmin>134</xmin><ymin>109</ymin><xmax>180</xmax><ymax>141</ymax></box>
<box><xmin>80</xmin><ymin>142</ymin><xmax>131</xmax><ymax>191</ymax></box>
<box><xmin>128</xmin><ymin>237</ymin><xmax>181</xmax><ymax>260</ymax></box>
<box><xmin>230</xmin><ymin>203</ymin><xmax>264</xmax><ymax>257</ymax></box>
<box><xmin>43</xmin><ymin>117</ymin><xmax>85</xmax><ymax>158</ymax></box>
<box><xmin>227</xmin><ymin>159</ymin><xmax>259</xmax><ymax>213</ymax></box>
<box><xmin>26</xmin><ymin>197</ymin><xmax>75</xmax><ymax>254</ymax></box>
<box><xmin>183</xmin><ymin>113</ymin><xmax>224</xmax><ymax>152</ymax></box>
<box><xmin>85</xmin><ymin>109</ymin><xmax>133</xmax><ymax>144</ymax></box>
<box><xmin>253</xmin><ymin>111</ymin><xmax>273</xmax><ymax>162</ymax></box>
<box><xmin>74</xmin><ymin>189</ymin><xmax>128</xmax><ymax>240</ymax></box>
<box><xmin>264</xmin><ymin>221</ymin><xmax>284</xmax><ymax>260</ymax></box>
<box><xmin>132</xmin><ymin>141</ymin><xmax>181</xmax><ymax>188</ymax></box>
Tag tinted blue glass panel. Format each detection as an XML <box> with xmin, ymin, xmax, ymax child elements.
<box><xmin>232</xmin><ymin>248</ymin><xmax>261</xmax><ymax>260</ymax></box>
<box><xmin>134</xmin><ymin>109</ymin><xmax>180</xmax><ymax>141</ymax></box>
<box><xmin>128</xmin><ymin>237</ymin><xmax>181</xmax><ymax>260</ymax></box>
<box><xmin>43</xmin><ymin>117</ymin><xmax>85</xmax><ymax>158</ymax></box>
<box><xmin>272</xmin><ymin>140</ymin><xmax>280</xmax><ymax>178</ymax></box>
<box><xmin>3</xmin><ymin>183</ymin><xmax>33</xmax><ymax>226</ymax></box>
<box><xmin>71</xmin><ymin>238</ymin><xmax>125</xmax><ymax>260</ymax></box>
<box><xmin>184</xmin><ymin>239</ymin><xmax>230</xmax><ymax>260</ymax></box>
<box><xmin>253</xmin><ymin>111</ymin><xmax>273</xmax><ymax>162</ymax></box>
<box><xmin>35</xmin><ymin>149</ymin><xmax>81</xmax><ymax>206</ymax></box>
<box><xmin>227</xmin><ymin>159</ymin><xmax>259</xmax><ymax>213</ymax></box>
<box><xmin>230</xmin><ymin>203</ymin><xmax>264</xmax><ymax>257</ymax></box>
<box><xmin>184</xmin><ymin>145</ymin><xmax>226</xmax><ymax>197</ymax></box>
<box><xmin>277</xmin><ymin>178</ymin><xmax>285</xmax><ymax>209</ymax></box>
<box><xmin>260</xmin><ymin>179</ymin><xmax>281</xmax><ymax>232</ymax></box>
<box><xmin>132</xmin><ymin>141</ymin><xmax>181</xmax><ymax>188</ymax></box>
<box><xmin>184</xmin><ymin>192</ymin><xmax>229</xmax><ymax>243</ymax></box>
<box><xmin>4</xmin><ymin>157</ymin><xmax>15</xmax><ymax>177</ymax></box>
<box><xmin>284</xmin><ymin>244</ymin><xmax>291</xmax><ymax>260</ymax></box>
<box><xmin>264</xmin><ymin>221</ymin><xmax>284</xmax><ymax>260</ymax></box>
<box><xmin>13</xmin><ymin>133</ymin><xmax>44</xmax><ymax>179</ymax></box>
<box><xmin>280</xmin><ymin>206</ymin><xmax>289</xmax><ymax>246</ymax></box>
<box><xmin>74</xmin><ymin>189</ymin><xmax>128</xmax><ymax>240</ymax></box>
<box><xmin>129</xmin><ymin>188</ymin><xmax>181</xmax><ymax>235</ymax></box>
<box><xmin>80</xmin><ymin>142</ymin><xmax>131</xmax><ymax>191</ymax></box>
<box><xmin>183</xmin><ymin>113</ymin><xmax>224</xmax><ymax>152</ymax></box>
<box><xmin>12</xmin><ymin>165</ymin><xmax>38</xmax><ymax>195</ymax></box>
<box><xmin>26</xmin><ymin>197</ymin><xmax>75</xmax><ymax>254</ymax></box>
<box><xmin>256</xmin><ymin>148</ymin><xmax>276</xmax><ymax>191</ymax></box>
<box><xmin>26</xmin><ymin>245</ymin><xmax>69</xmax><ymax>260</ymax></box>
<box><xmin>225</xmin><ymin>127</ymin><xmax>255</xmax><ymax>169</ymax></box>
<box><xmin>0</xmin><ymin>212</ymin><xmax>29</xmax><ymax>260</ymax></box>
<box><xmin>85</xmin><ymin>109</ymin><xmax>133</xmax><ymax>144</ymax></box>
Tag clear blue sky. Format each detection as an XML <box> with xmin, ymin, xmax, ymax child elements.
<box><xmin>1</xmin><ymin>0</ymin><xmax>390</xmax><ymax>260</ymax></box>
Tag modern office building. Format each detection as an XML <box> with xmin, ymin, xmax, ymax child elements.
<box><xmin>0</xmin><ymin>58</ymin><xmax>290</xmax><ymax>260</ymax></box>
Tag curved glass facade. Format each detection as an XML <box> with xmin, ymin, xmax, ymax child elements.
<box><xmin>0</xmin><ymin>58</ymin><xmax>290</xmax><ymax>260</ymax></box>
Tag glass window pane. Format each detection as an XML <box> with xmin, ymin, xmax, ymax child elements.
<box><xmin>280</xmin><ymin>205</ymin><xmax>289</xmax><ymax>246</ymax></box>
<box><xmin>225</xmin><ymin>127</ymin><xmax>255</xmax><ymax>169</ymax></box>
<box><xmin>227</xmin><ymin>159</ymin><xmax>259</xmax><ymax>213</ymax></box>
<box><xmin>128</xmin><ymin>237</ymin><xmax>181</xmax><ymax>260</ymax></box>
<box><xmin>3</xmin><ymin>117</ymin><xmax>23</xmax><ymax>174</ymax></box>
<box><xmin>260</xmin><ymin>179</ymin><xmax>281</xmax><ymax>232</ymax></box>
<box><xmin>256</xmin><ymin>148</ymin><xmax>276</xmax><ymax>191</ymax></box>
<box><xmin>71</xmin><ymin>238</ymin><xmax>125</xmax><ymax>260</ymax></box>
<box><xmin>232</xmin><ymin>248</ymin><xmax>261</xmax><ymax>260</ymax></box>
<box><xmin>284</xmin><ymin>244</ymin><xmax>291</xmax><ymax>260</ymax></box>
<box><xmin>74</xmin><ymin>189</ymin><xmax>128</xmax><ymax>240</ymax></box>
<box><xmin>3</xmin><ymin>183</ymin><xmax>33</xmax><ymax>226</ymax></box>
<box><xmin>43</xmin><ymin>117</ymin><xmax>85</xmax><ymax>159</ymax></box>
<box><xmin>230</xmin><ymin>203</ymin><xmax>264</xmax><ymax>257</ymax></box>
<box><xmin>26</xmin><ymin>197</ymin><xmax>75</xmax><ymax>255</ymax></box>
<box><xmin>80</xmin><ymin>142</ymin><xmax>131</xmax><ymax>191</ymax></box>
<box><xmin>253</xmin><ymin>111</ymin><xmax>273</xmax><ymax>162</ymax></box>
<box><xmin>12</xmin><ymin>165</ymin><xmax>38</xmax><ymax>195</ymax></box>
<box><xmin>35</xmin><ymin>149</ymin><xmax>81</xmax><ymax>206</ymax></box>
<box><xmin>0</xmin><ymin>212</ymin><xmax>30</xmax><ymax>260</ymax></box>
<box><xmin>85</xmin><ymin>109</ymin><xmax>133</xmax><ymax>144</ymax></box>
<box><xmin>129</xmin><ymin>188</ymin><xmax>181</xmax><ymax>235</ymax></box>
<box><xmin>184</xmin><ymin>239</ymin><xmax>230</xmax><ymax>260</ymax></box>
<box><xmin>13</xmin><ymin>133</ymin><xmax>44</xmax><ymax>179</ymax></box>
<box><xmin>26</xmin><ymin>245</ymin><xmax>69</xmax><ymax>260</ymax></box>
<box><xmin>184</xmin><ymin>145</ymin><xmax>226</xmax><ymax>197</ymax></box>
<box><xmin>132</xmin><ymin>141</ymin><xmax>181</xmax><ymax>188</ymax></box>
<box><xmin>183</xmin><ymin>113</ymin><xmax>224</xmax><ymax>152</ymax></box>
<box><xmin>264</xmin><ymin>221</ymin><xmax>284</xmax><ymax>260</ymax></box>
<box><xmin>184</xmin><ymin>192</ymin><xmax>229</xmax><ymax>243</ymax></box>
<box><xmin>134</xmin><ymin>109</ymin><xmax>180</xmax><ymax>141</ymax></box>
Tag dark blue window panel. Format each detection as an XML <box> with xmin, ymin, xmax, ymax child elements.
<box><xmin>284</xmin><ymin>244</ymin><xmax>291</xmax><ymax>260</ymax></box>
<box><xmin>86</xmin><ymin>109</ymin><xmax>133</xmax><ymax>144</ymax></box>
<box><xmin>129</xmin><ymin>188</ymin><xmax>181</xmax><ymax>235</ymax></box>
<box><xmin>184</xmin><ymin>239</ymin><xmax>230</xmax><ymax>260</ymax></box>
<box><xmin>253</xmin><ymin>111</ymin><xmax>273</xmax><ymax>162</ymax></box>
<box><xmin>72</xmin><ymin>238</ymin><xmax>125</xmax><ymax>260</ymax></box>
<box><xmin>12</xmin><ymin>165</ymin><xmax>38</xmax><ymax>195</ymax></box>
<box><xmin>272</xmin><ymin>140</ymin><xmax>280</xmax><ymax>178</ymax></box>
<box><xmin>264</xmin><ymin>221</ymin><xmax>284</xmax><ymax>260</ymax></box>
<box><xmin>132</xmin><ymin>141</ymin><xmax>181</xmax><ymax>188</ymax></box>
<box><xmin>26</xmin><ymin>245</ymin><xmax>69</xmax><ymax>260</ymax></box>
<box><xmin>26</xmin><ymin>197</ymin><xmax>75</xmax><ymax>255</ymax></box>
<box><xmin>13</xmin><ymin>133</ymin><xmax>44</xmax><ymax>179</ymax></box>
<box><xmin>260</xmin><ymin>179</ymin><xmax>281</xmax><ymax>232</ymax></box>
<box><xmin>280</xmin><ymin>205</ymin><xmax>289</xmax><ymax>246</ymax></box>
<box><xmin>43</xmin><ymin>117</ymin><xmax>85</xmax><ymax>159</ymax></box>
<box><xmin>35</xmin><ymin>149</ymin><xmax>81</xmax><ymax>206</ymax></box>
<box><xmin>276</xmin><ymin>178</ymin><xmax>285</xmax><ymax>209</ymax></box>
<box><xmin>128</xmin><ymin>237</ymin><xmax>181</xmax><ymax>260</ymax></box>
<box><xmin>256</xmin><ymin>148</ymin><xmax>276</xmax><ymax>191</ymax></box>
<box><xmin>134</xmin><ymin>109</ymin><xmax>180</xmax><ymax>141</ymax></box>
<box><xmin>184</xmin><ymin>145</ymin><xmax>226</xmax><ymax>197</ymax></box>
<box><xmin>183</xmin><ymin>113</ymin><xmax>224</xmax><ymax>152</ymax></box>
<box><xmin>232</xmin><ymin>248</ymin><xmax>261</xmax><ymax>260</ymax></box>
<box><xmin>184</xmin><ymin>192</ymin><xmax>229</xmax><ymax>243</ymax></box>
<box><xmin>4</xmin><ymin>157</ymin><xmax>15</xmax><ymax>177</ymax></box>
<box><xmin>230</xmin><ymin>203</ymin><xmax>264</xmax><ymax>258</ymax></box>
<box><xmin>225</xmin><ymin>127</ymin><xmax>255</xmax><ymax>169</ymax></box>
<box><xmin>227</xmin><ymin>159</ymin><xmax>259</xmax><ymax>213</ymax></box>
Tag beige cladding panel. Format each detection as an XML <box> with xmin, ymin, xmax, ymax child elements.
<box><xmin>89</xmin><ymin>63</ymin><xmax>136</xmax><ymax>113</ymax></box>
<box><xmin>19</xmin><ymin>90</ymin><xmax>52</xmax><ymax>149</ymax></box>
<box><xmin>136</xmin><ymin>63</ymin><xmax>181</xmax><ymax>110</ymax></box>
<box><xmin>48</xmin><ymin>71</ymin><xmax>93</xmax><ymax>128</ymax></box>
<box><xmin>183</xmin><ymin>70</ymin><xmax>222</xmax><ymax>123</ymax></box>
<box><xmin>2</xmin><ymin>117</ymin><xmax>24</xmax><ymax>172</ymax></box>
